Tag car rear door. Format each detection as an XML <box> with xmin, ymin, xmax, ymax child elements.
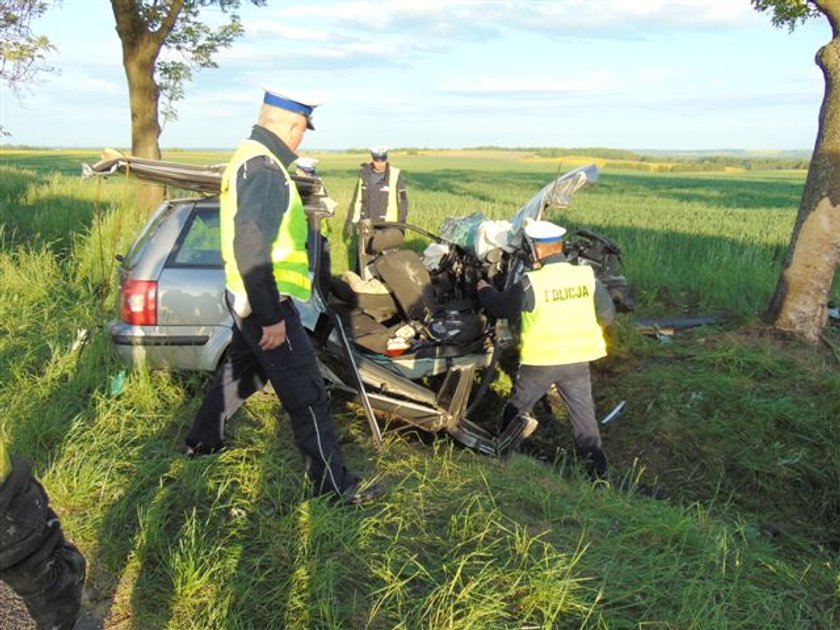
<box><xmin>158</xmin><ymin>201</ymin><xmax>227</xmax><ymax>324</ymax></box>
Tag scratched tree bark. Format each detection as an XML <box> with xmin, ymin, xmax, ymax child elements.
<box><xmin>759</xmin><ymin>0</ymin><xmax>840</xmax><ymax>341</ymax></box>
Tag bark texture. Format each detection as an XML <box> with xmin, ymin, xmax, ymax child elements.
<box><xmin>110</xmin><ymin>0</ymin><xmax>184</xmax><ymax>210</ymax></box>
<box><xmin>766</xmin><ymin>7</ymin><xmax>840</xmax><ymax>341</ymax></box>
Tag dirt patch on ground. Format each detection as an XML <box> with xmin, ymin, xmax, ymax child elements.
<box><xmin>514</xmin><ymin>320</ymin><xmax>840</xmax><ymax>494</ymax></box>
<box><xmin>0</xmin><ymin>582</ymin><xmax>35</xmax><ymax>630</ymax></box>
<box><xmin>0</xmin><ymin>581</ymin><xmax>107</xmax><ymax>630</ymax></box>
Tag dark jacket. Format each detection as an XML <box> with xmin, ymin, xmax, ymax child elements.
<box><xmin>344</xmin><ymin>161</ymin><xmax>408</xmax><ymax>234</ymax></box>
<box><xmin>232</xmin><ymin>125</ymin><xmax>299</xmax><ymax>326</ymax></box>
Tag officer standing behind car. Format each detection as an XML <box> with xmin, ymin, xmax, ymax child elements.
<box><xmin>0</xmin><ymin>437</ymin><xmax>86</xmax><ymax>629</ymax></box>
<box><xmin>295</xmin><ymin>157</ymin><xmax>336</xmax><ymax>298</ymax></box>
<box><xmin>343</xmin><ymin>147</ymin><xmax>409</xmax><ymax>271</ymax></box>
<box><xmin>477</xmin><ymin>220</ymin><xmax>616</xmax><ymax>478</ymax></box>
<box><xmin>184</xmin><ymin>88</ymin><xmax>384</xmax><ymax>506</ymax></box>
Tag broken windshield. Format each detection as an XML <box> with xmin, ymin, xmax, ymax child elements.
<box><xmin>509</xmin><ymin>163</ymin><xmax>599</xmax><ymax>236</ymax></box>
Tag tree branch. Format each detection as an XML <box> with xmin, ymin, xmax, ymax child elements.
<box><xmin>150</xmin><ymin>0</ymin><xmax>184</xmax><ymax>46</ymax></box>
<box><xmin>814</xmin><ymin>0</ymin><xmax>840</xmax><ymax>33</ymax></box>
<box><xmin>111</xmin><ymin>0</ymin><xmax>147</xmax><ymax>41</ymax></box>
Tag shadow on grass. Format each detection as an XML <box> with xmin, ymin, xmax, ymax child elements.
<box><xmin>85</xmin><ymin>422</ymin><xmax>192</xmax><ymax>629</ymax></box>
<box><xmin>0</xmin><ymin>190</ymin><xmax>102</xmax><ymax>257</ymax></box>
<box><xmin>224</xmin><ymin>436</ymin><xmax>371</xmax><ymax>628</ymax></box>
<box><xmin>0</xmin><ymin>153</ymin><xmax>104</xmax><ymax>177</ymax></box>
<box><xmin>102</xmin><ymin>391</ymin><xmax>376</xmax><ymax>627</ymax></box>
<box><xmin>0</xmin><ymin>166</ymin><xmax>40</xmax><ymax>206</ymax></box>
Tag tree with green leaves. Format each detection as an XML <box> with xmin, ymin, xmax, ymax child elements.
<box><xmin>110</xmin><ymin>0</ymin><xmax>264</xmax><ymax>208</ymax></box>
<box><xmin>754</xmin><ymin>0</ymin><xmax>840</xmax><ymax>341</ymax></box>
<box><xmin>1</xmin><ymin>0</ymin><xmax>54</xmax><ymax>135</ymax></box>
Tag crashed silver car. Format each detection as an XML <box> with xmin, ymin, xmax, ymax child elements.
<box><xmin>84</xmin><ymin>152</ymin><xmax>633</xmax><ymax>456</ymax></box>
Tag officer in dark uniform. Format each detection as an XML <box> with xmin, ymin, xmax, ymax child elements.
<box><xmin>477</xmin><ymin>220</ymin><xmax>616</xmax><ymax>477</ymax></box>
<box><xmin>295</xmin><ymin>157</ymin><xmax>336</xmax><ymax>298</ymax></box>
<box><xmin>0</xmin><ymin>438</ymin><xmax>86</xmax><ymax>628</ymax></box>
<box><xmin>184</xmin><ymin>88</ymin><xmax>385</xmax><ymax>505</ymax></box>
<box><xmin>343</xmin><ymin>147</ymin><xmax>409</xmax><ymax>272</ymax></box>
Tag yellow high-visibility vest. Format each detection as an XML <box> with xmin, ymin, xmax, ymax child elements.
<box><xmin>220</xmin><ymin>140</ymin><xmax>311</xmax><ymax>306</ymax></box>
<box><xmin>349</xmin><ymin>166</ymin><xmax>401</xmax><ymax>224</ymax></box>
<box><xmin>520</xmin><ymin>263</ymin><xmax>607</xmax><ymax>365</ymax></box>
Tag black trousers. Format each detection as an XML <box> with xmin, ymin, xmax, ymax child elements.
<box><xmin>0</xmin><ymin>456</ymin><xmax>86</xmax><ymax>630</ymax></box>
<box><xmin>508</xmin><ymin>362</ymin><xmax>602</xmax><ymax>452</ymax></box>
<box><xmin>186</xmin><ymin>296</ymin><xmax>357</xmax><ymax>496</ymax></box>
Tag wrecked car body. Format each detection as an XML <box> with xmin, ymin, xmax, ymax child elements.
<box><xmin>83</xmin><ymin>152</ymin><xmax>633</xmax><ymax>456</ymax></box>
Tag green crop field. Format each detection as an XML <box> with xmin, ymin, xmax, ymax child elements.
<box><xmin>1</xmin><ymin>148</ymin><xmax>838</xmax><ymax>628</ymax></box>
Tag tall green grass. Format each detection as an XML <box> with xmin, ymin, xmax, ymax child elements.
<box><xmin>0</xmin><ymin>152</ymin><xmax>838</xmax><ymax>628</ymax></box>
<box><xmin>314</xmin><ymin>158</ymin><xmax>813</xmax><ymax>318</ymax></box>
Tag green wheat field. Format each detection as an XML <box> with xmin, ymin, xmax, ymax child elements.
<box><xmin>1</xmin><ymin>147</ymin><xmax>838</xmax><ymax>628</ymax></box>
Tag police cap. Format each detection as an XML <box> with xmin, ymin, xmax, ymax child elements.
<box><xmin>524</xmin><ymin>220</ymin><xmax>567</xmax><ymax>243</ymax></box>
<box><xmin>262</xmin><ymin>87</ymin><xmax>320</xmax><ymax>130</ymax></box>
<box><xmin>369</xmin><ymin>146</ymin><xmax>389</xmax><ymax>161</ymax></box>
<box><xmin>296</xmin><ymin>157</ymin><xmax>319</xmax><ymax>175</ymax></box>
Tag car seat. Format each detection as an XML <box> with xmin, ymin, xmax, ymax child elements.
<box><xmin>355</xmin><ymin>223</ymin><xmax>437</xmax><ymax>324</ymax></box>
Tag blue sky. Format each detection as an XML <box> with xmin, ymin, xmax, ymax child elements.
<box><xmin>0</xmin><ymin>1</ymin><xmax>831</xmax><ymax>151</ymax></box>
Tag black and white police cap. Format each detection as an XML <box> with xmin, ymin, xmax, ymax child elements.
<box><xmin>262</xmin><ymin>87</ymin><xmax>321</xmax><ymax>130</ymax></box>
<box><xmin>524</xmin><ymin>220</ymin><xmax>567</xmax><ymax>243</ymax></box>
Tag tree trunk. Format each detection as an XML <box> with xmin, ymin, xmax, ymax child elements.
<box><xmin>765</xmin><ymin>33</ymin><xmax>840</xmax><ymax>341</ymax></box>
<box><xmin>124</xmin><ymin>54</ymin><xmax>161</xmax><ymax>160</ymax></box>
<box><xmin>124</xmin><ymin>50</ymin><xmax>165</xmax><ymax>211</ymax></box>
<box><xmin>111</xmin><ymin>0</ymin><xmax>169</xmax><ymax>212</ymax></box>
<box><xmin>125</xmin><ymin>50</ymin><xmax>165</xmax><ymax>211</ymax></box>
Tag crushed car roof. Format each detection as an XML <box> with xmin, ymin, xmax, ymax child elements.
<box><xmin>81</xmin><ymin>148</ymin><xmax>324</xmax><ymax>199</ymax></box>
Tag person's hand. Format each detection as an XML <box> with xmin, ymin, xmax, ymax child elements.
<box><xmin>259</xmin><ymin>320</ymin><xmax>287</xmax><ymax>350</ymax></box>
<box><xmin>477</xmin><ymin>279</ymin><xmax>491</xmax><ymax>291</ymax></box>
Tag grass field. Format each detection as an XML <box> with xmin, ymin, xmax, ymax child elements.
<box><xmin>1</xmin><ymin>148</ymin><xmax>839</xmax><ymax>628</ymax></box>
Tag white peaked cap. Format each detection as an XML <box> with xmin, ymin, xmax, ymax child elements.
<box><xmin>524</xmin><ymin>219</ymin><xmax>567</xmax><ymax>242</ymax></box>
<box><xmin>261</xmin><ymin>86</ymin><xmax>322</xmax><ymax>129</ymax></box>
<box><xmin>296</xmin><ymin>157</ymin><xmax>319</xmax><ymax>170</ymax></box>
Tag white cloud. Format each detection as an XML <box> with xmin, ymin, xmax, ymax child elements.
<box><xmin>437</xmin><ymin>72</ymin><xmax>615</xmax><ymax>96</ymax></box>
<box><xmin>224</xmin><ymin>0</ymin><xmax>768</xmax><ymax>84</ymax></box>
<box><xmin>605</xmin><ymin>0</ymin><xmax>754</xmax><ymax>27</ymax></box>
<box><xmin>244</xmin><ymin>0</ymin><xmax>759</xmax><ymax>48</ymax></box>
<box><xmin>60</xmin><ymin>75</ymin><xmax>123</xmax><ymax>96</ymax></box>
<box><xmin>3</xmin><ymin>0</ymin><xmax>826</xmax><ymax>150</ymax></box>
<box><xmin>243</xmin><ymin>23</ymin><xmax>333</xmax><ymax>42</ymax></box>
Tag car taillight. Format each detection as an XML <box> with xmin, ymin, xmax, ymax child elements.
<box><xmin>120</xmin><ymin>280</ymin><xmax>158</xmax><ymax>326</ymax></box>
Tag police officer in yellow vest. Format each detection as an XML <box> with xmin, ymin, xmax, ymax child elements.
<box><xmin>477</xmin><ymin>220</ymin><xmax>616</xmax><ymax>477</ymax></box>
<box><xmin>0</xmin><ymin>438</ymin><xmax>86</xmax><ymax>628</ymax></box>
<box><xmin>345</xmin><ymin>146</ymin><xmax>408</xmax><ymax>232</ymax></box>
<box><xmin>344</xmin><ymin>147</ymin><xmax>409</xmax><ymax>270</ymax></box>
<box><xmin>184</xmin><ymin>88</ymin><xmax>385</xmax><ymax>505</ymax></box>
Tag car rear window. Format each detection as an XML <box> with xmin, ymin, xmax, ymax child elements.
<box><xmin>125</xmin><ymin>201</ymin><xmax>180</xmax><ymax>270</ymax></box>
<box><xmin>168</xmin><ymin>207</ymin><xmax>223</xmax><ymax>267</ymax></box>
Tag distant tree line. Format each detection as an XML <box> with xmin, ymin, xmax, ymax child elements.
<box><xmin>1</xmin><ymin>144</ymin><xmax>811</xmax><ymax>172</ymax></box>
<box><xmin>529</xmin><ymin>148</ymin><xmax>810</xmax><ymax>171</ymax></box>
<box><xmin>461</xmin><ymin>146</ymin><xmax>809</xmax><ymax>171</ymax></box>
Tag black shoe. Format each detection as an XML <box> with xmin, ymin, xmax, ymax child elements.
<box><xmin>184</xmin><ymin>441</ymin><xmax>226</xmax><ymax>457</ymax></box>
<box><xmin>496</xmin><ymin>416</ymin><xmax>528</xmax><ymax>460</ymax></box>
<box><xmin>340</xmin><ymin>482</ymin><xmax>387</xmax><ymax>506</ymax></box>
<box><xmin>579</xmin><ymin>447</ymin><xmax>609</xmax><ymax>480</ymax></box>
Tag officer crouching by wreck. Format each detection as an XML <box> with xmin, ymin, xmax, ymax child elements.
<box><xmin>0</xmin><ymin>438</ymin><xmax>86</xmax><ymax>628</ymax></box>
<box><xmin>477</xmin><ymin>220</ymin><xmax>615</xmax><ymax>477</ymax></box>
